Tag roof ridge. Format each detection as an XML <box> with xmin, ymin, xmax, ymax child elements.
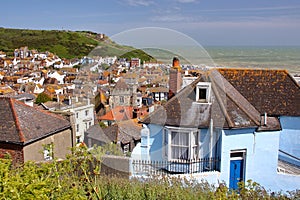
<box><xmin>209</xmin><ymin>75</ymin><xmax>235</xmax><ymax>128</ymax></box>
<box><xmin>211</xmin><ymin>69</ymin><xmax>261</xmax><ymax>126</ymax></box>
<box><xmin>14</xmin><ymin>99</ymin><xmax>68</xmax><ymax>121</ymax></box>
<box><xmin>141</xmin><ymin>77</ymin><xmax>201</xmax><ymax>124</ymax></box>
<box><xmin>218</xmin><ymin>67</ymin><xmax>288</xmax><ymax>72</ymax></box>
<box><xmin>8</xmin><ymin>98</ymin><xmax>25</xmax><ymax>143</ymax></box>
<box><xmin>286</xmin><ymin>71</ymin><xmax>300</xmax><ymax>88</ymax></box>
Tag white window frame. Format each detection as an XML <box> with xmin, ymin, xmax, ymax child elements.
<box><xmin>163</xmin><ymin>127</ymin><xmax>199</xmax><ymax>161</ymax></box>
<box><xmin>196</xmin><ymin>82</ymin><xmax>211</xmax><ymax>103</ymax></box>
<box><xmin>43</xmin><ymin>143</ymin><xmax>53</xmax><ymax>161</ymax></box>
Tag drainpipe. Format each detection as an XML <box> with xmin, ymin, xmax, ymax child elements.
<box><xmin>210</xmin><ymin>119</ymin><xmax>213</xmax><ymax>158</ymax></box>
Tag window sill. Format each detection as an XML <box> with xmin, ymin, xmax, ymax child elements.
<box><xmin>193</xmin><ymin>101</ymin><xmax>211</xmax><ymax>105</ymax></box>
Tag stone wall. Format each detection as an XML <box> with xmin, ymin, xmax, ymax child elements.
<box><xmin>100</xmin><ymin>155</ymin><xmax>130</xmax><ymax>178</ymax></box>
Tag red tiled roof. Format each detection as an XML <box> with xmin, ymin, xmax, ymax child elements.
<box><xmin>98</xmin><ymin>106</ymin><xmax>133</xmax><ymax>121</ymax></box>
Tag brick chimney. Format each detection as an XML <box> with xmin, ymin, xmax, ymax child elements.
<box><xmin>169</xmin><ymin>57</ymin><xmax>182</xmax><ymax>98</ymax></box>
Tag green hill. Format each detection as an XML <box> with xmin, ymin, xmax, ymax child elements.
<box><xmin>0</xmin><ymin>28</ymin><xmax>155</xmax><ymax>62</ymax></box>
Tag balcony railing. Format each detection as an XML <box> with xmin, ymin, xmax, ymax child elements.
<box><xmin>132</xmin><ymin>157</ymin><xmax>221</xmax><ymax>176</ymax></box>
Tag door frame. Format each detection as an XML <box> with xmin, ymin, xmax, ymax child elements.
<box><xmin>229</xmin><ymin>149</ymin><xmax>246</xmax><ymax>190</ymax></box>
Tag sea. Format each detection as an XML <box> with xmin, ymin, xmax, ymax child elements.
<box><xmin>144</xmin><ymin>46</ymin><xmax>300</xmax><ymax>74</ymax></box>
<box><xmin>205</xmin><ymin>46</ymin><xmax>300</xmax><ymax>74</ymax></box>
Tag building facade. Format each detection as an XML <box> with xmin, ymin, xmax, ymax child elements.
<box><xmin>131</xmin><ymin>68</ymin><xmax>300</xmax><ymax>192</ymax></box>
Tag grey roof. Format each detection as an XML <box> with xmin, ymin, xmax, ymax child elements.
<box><xmin>142</xmin><ymin>69</ymin><xmax>281</xmax><ymax>131</ymax></box>
<box><xmin>0</xmin><ymin>97</ymin><xmax>71</xmax><ymax>145</ymax></box>
<box><xmin>85</xmin><ymin>125</ymin><xmax>111</xmax><ymax>144</ymax></box>
<box><xmin>13</xmin><ymin>93</ymin><xmax>36</xmax><ymax>100</ymax></box>
<box><xmin>101</xmin><ymin>120</ymin><xmax>142</xmax><ymax>144</ymax></box>
<box><xmin>114</xmin><ymin>78</ymin><xmax>129</xmax><ymax>90</ymax></box>
<box><xmin>278</xmin><ymin>159</ymin><xmax>300</xmax><ymax>175</ymax></box>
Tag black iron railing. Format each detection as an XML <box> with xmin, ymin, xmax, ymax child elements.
<box><xmin>132</xmin><ymin>157</ymin><xmax>221</xmax><ymax>176</ymax></box>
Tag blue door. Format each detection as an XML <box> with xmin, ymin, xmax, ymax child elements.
<box><xmin>229</xmin><ymin>159</ymin><xmax>243</xmax><ymax>190</ymax></box>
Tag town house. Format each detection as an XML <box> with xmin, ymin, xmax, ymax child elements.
<box><xmin>131</xmin><ymin>68</ymin><xmax>300</xmax><ymax>192</ymax></box>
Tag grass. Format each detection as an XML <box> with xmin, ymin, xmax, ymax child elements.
<box><xmin>0</xmin><ymin>28</ymin><xmax>155</xmax><ymax>61</ymax></box>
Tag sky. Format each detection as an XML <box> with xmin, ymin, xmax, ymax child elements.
<box><xmin>2</xmin><ymin>0</ymin><xmax>300</xmax><ymax>46</ymax></box>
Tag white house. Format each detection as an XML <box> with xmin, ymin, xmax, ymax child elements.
<box><xmin>17</xmin><ymin>77</ymin><xmax>33</xmax><ymax>84</ymax></box>
<box><xmin>47</xmin><ymin>71</ymin><xmax>66</xmax><ymax>84</ymax></box>
<box><xmin>34</xmin><ymin>84</ymin><xmax>44</xmax><ymax>94</ymax></box>
<box><xmin>0</xmin><ymin>51</ymin><xmax>6</xmax><ymax>58</ymax></box>
<box><xmin>62</xmin><ymin>97</ymin><xmax>95</xmax><ymax>143</ymax></box>
<box><xmin>33</xmin><ymin>77</ymin><xmax>45</xmax><ymax>86</ymax></box>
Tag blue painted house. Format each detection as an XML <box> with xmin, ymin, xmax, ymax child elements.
<box><xmin>131</xmin><ymin>68</ymin><xmax>300</xmax><ymax>192</ymax></box>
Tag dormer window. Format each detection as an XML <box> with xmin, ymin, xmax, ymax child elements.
<box><xmin>196</xmin><ymin>82</ymin><xmax>211</xmax><ymax>103</ymax></box>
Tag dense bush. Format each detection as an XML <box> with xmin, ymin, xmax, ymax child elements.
<box><xmin>35</xmin><ymin>92</ymin><xmax>52</xmax><ymax>104</ymax></box>
<box><xmin>0</xmin><ymin>146</ymin><xmax>298</xmax><ymax>199</ymax></box>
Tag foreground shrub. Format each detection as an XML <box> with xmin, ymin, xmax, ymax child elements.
<box><xmin>0</xmin><ymin>147</ymin><xmax>297</xmax><ymax>199</ymax></box>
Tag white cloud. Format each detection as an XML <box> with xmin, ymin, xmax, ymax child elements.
<box><xmin>198</xmin><ymin>5</ymin><xmax>300</xmax><ymax>13</ymax></box>
<box><xmin>176</xmin><ymin>0</ymin><xmax>198</xmax><ymax>3</ymax></box>
<box><xmin>124</xmin><ymin>0</ymin><xmax>155</xmax><ymax>6</ymax></box>
<box><xmin>151</xmin><ymin>14</ymin><xmax>195</xmax><ymax>22</ymax></box>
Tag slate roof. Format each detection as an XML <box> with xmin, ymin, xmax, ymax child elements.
<box><xmin>102</xmin><ymin>120</ymin><xmax>141</xmax><ymax>144</ymax></box>
<box><xmin>114</xmin><ymin>78</ymin><xmax>129</xmax><ymax>90</ymax></box>
<box><xmin>142</xmin><ymin>69</ymin><xmax>281</xmax><ymax>131</ymax></box>
<box><xmin>218</xmin><ymin>68</ymin><xmax>300</xmax><ymax>116</ymax></box>
<box><xmin>0</xmin><ymin>97</ymin><xmax>71</xmax><ymax>145</ymax></box>
<box><xmin>278</xmin><ymin>159</ymin><xmax>300</xmax><ymax>175</ymax></box>
<box><xmin>85</xmin><ymin>125</ymin><xmax>111</xmax><ymax>144</ymax></box>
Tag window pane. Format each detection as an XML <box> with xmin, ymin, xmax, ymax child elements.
<box><xmin>192</xmin><ymin>132</ymin><xmax>198</xmax><ymax>146</ymax></box>
<box><xmin>172</xmin><ymin>146</ymin><xmax>188</xmax><ymax>159</ymax></box>
<box><xmin>171</xmin><ymin>131</ymin><xmax>189</xmax><ymax>146</ymax></box>
<box><xmin>180</xmin><ymin>132</ymin><xmax>189</xmax><ymax>146</ymax></box>
<box><xmin>171</xmin><ymin>131</ymin><xmax>180</xmax><ymax>145</ymax></box>
<box><xmin>199</xmin><ymin>88</ymin><xmax>207</xmax><ymax>100</ymax></box>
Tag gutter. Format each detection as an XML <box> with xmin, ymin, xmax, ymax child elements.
<box><xmin>9</xmin><ymin>125</ymin><xmax>72</xmax><ymax>146</ymax></box>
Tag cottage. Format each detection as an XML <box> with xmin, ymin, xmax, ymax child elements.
<box><xmin>131</xmin><ymin>68</ymin><xmax>300</xmax><ymax>192</ymax></box>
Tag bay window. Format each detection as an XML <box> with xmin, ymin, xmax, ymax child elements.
<box><xmin>163</xmin><ymin>127</ymin><xmax>199</xmax><ymax>161</ymax></box>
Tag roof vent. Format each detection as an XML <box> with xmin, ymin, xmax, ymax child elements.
<box><xmin>264</xmin><ymin>112</ymin><xmax>267</xmax><ymax>126</ymax></box>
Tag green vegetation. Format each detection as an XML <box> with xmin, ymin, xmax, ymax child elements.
<box><xmin>35</xmin><ymin>92</ymin><xmax>52</xmax><ymax>104</ymax></box>
<box><xmin>0</xmin><ymin>146</ymin><xmax>298</xmax><ymax>199</ymax></box>
<box><xmin>88</xmin><ymin>41</ymin><xmax>156</xmax><ymax>63</ymax></box>
<box><xmin>0</xmin><ymin>28</ymin><xmax>156</xmax><ymax>61</ymax></box>
<box><xmin>0</xmin><ymin>28</ymin><xmax>98</xmax><ymax>59</ymax></box>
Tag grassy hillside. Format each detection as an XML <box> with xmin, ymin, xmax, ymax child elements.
<box><xmin>0</xmin><ymin>28</ymin><xmax>155</xmax><ymax>61</ymax></box>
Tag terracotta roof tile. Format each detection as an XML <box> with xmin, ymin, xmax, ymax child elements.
<box><xmin>98</xmin><ymin>106</ymin><xmax>133</xmax><ymax>121</ymax></box>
